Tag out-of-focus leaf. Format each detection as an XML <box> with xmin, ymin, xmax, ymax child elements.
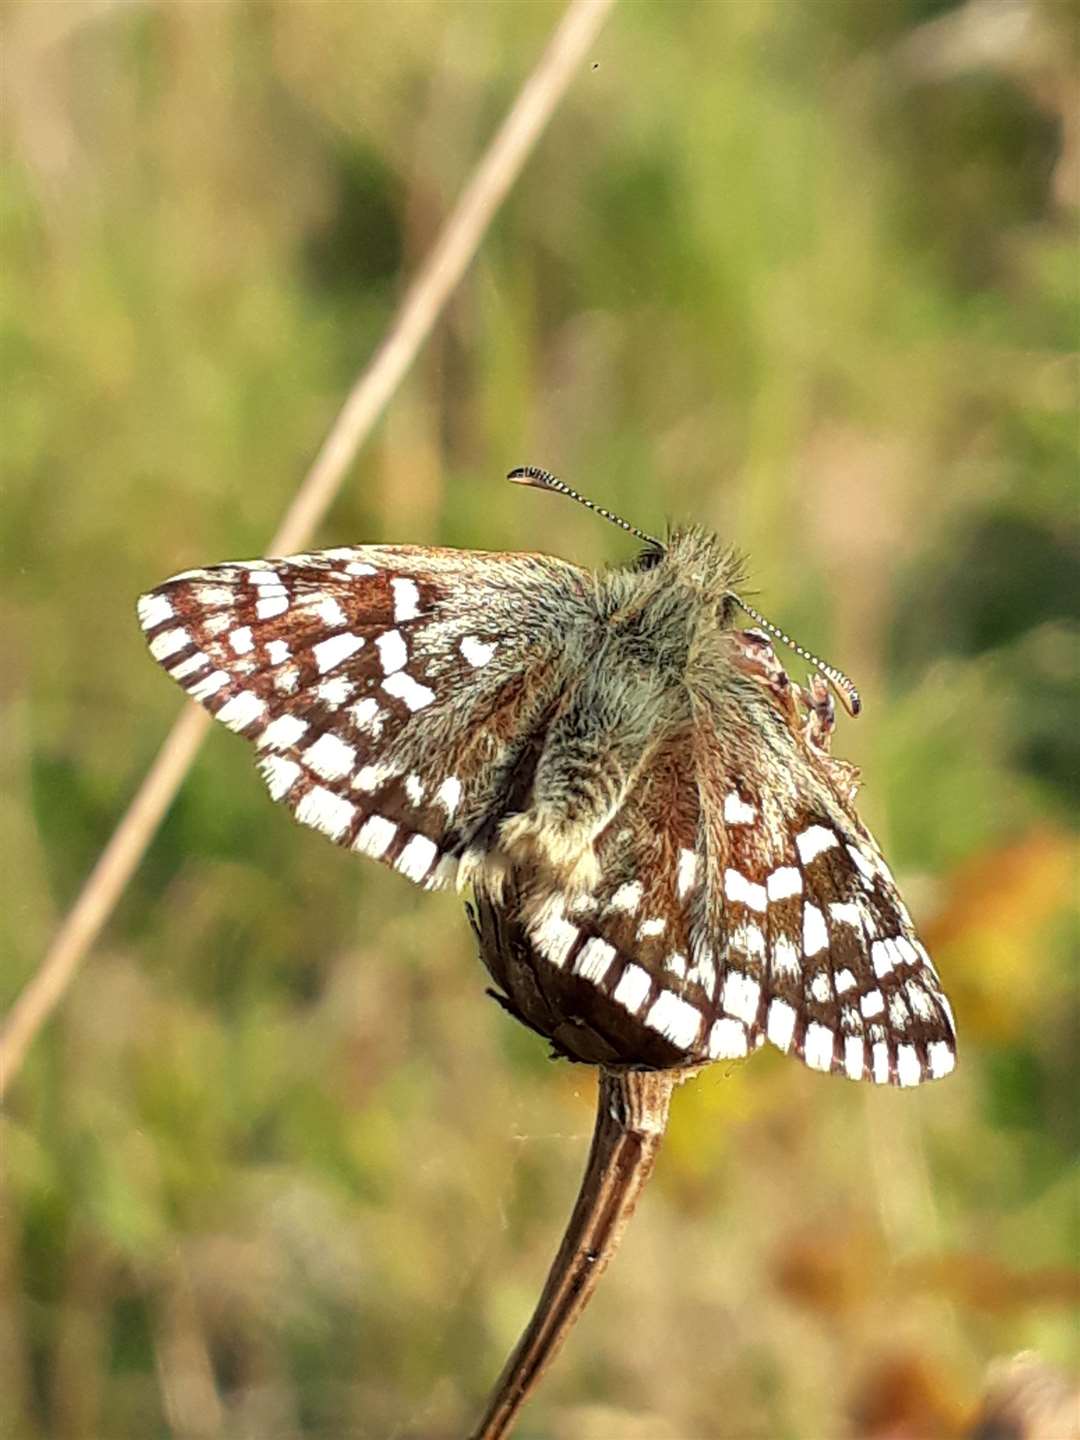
<box><xmin>925</xmin><ymin>828</ymin><xmax>1075</xmax><ymax>1043</ymax></box>
<box><xmin>851</xmin><ymin>1353</ymin><xmax>969</xmax><ymax>1440</ymax></box>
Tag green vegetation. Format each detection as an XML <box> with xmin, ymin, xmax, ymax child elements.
<box><xmin>3</xmin><ymin>2</ymin><xmax>1076</xmax><ymax>1436</ymax></box>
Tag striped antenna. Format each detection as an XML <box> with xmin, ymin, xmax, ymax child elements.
<box><xmin>733</xmin><ymin>596</ymin><xmax>862</xmax><ymax>717</ymax></box>
<box><xmin>508</xmin><ymin>466</ymin><xmax>662</xmax><ymax>550</ymax></box>
<box><xmin>507</xmin><ymin>467</ymin><xmax>859</xmax><ymax>714</ymax></box>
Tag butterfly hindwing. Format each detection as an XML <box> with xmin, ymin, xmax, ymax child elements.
<box><xmin>519</xmin><ymin>726</ymin><xmax>711</xmax><ymax>1063</ymax></box>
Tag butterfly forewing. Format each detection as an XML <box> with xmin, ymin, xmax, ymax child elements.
<box><xmin>138</xmin><ymin>545</ymin><xmax>587</xmax><ymax>889</ymax></box>
<box><xmin>754</xmin><ymin>810</ymin><xmax>955</xmax><ymax>1085</ymax></box>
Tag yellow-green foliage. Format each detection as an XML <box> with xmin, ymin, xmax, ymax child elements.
<box><xmin>2</xmin><ymin>2</ymin><xmax>1076</xmax><ymax>1436</ymax></box>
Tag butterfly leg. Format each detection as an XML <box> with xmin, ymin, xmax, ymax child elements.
<box><xmin>796</xmin><ymin>673</ymin><xmax>836</xmax><ymax>754</ymax></box>
<box><xmin>795</xmin><ymin>672</ymin><xmax>861</xmax><ymax>800</ymax></box>
<box><xmin>729</xmin><ymin>628</ymin><xmax>802</xmax><ymax>727</ymax></box>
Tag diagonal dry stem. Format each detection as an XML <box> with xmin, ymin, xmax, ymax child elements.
<box><xmin>470</xmin><ymin>1066</ymin><xmax>689</xmax><ymax>1440</ymax></box>
<box><xmin>0</xmin><ymin>0</ymin><xmax>619</xmax><ymax>1100</ymax></box>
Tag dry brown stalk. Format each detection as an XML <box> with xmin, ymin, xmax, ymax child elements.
<box><xmin>470</xmin><ymin>1066</ymin><xmax>691</xmax><ymax>1440</ymax></box>
<box><xmin>0</xmin><ymin>0</ymin><xmax>618</xmax><ymax>1100</ymax></box>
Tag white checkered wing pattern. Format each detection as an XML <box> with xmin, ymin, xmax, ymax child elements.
<box><xmin>518</xmin><ymin>718</ymin><xmax>956</xmax><ymax>1087</ymax></box>
<box><xmin>717</xmin><ymin>785</ymin><xmax>957</xmax><ymax>1088</ymax></box>
<box><xmin>138</xmin><ymin>546</ymin><xmax>585</xmax><ymax>890</ymax></box>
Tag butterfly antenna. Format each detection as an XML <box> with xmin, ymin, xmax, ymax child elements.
<box><xmin>508</xmin><ymin>466</ymin><xmax>662</xmax><ymax>549</ymax></box>
<box><xmin>733</xmin><ymin>596</ymin><xmax>862</xmax><ymax>717</ymax></box>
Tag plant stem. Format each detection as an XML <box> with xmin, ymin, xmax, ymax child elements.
<box><xmin>470</xmin><ymin>1065</ymin><xmax>686</xmax><ymax>1440</ymax></box>
<box><xmin>0</xmin><ymin>0</ymin><xmax>619</xmax><ymax>1100</ymax></box>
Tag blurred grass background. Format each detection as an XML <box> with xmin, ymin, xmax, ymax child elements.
<box><xmin>2</xmin><ymin>1</ymin><xmax>1077</xmax><ymax>1437</ymax></box>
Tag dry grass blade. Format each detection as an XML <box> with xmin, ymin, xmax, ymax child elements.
<box><xmin>0</xmin><ymin>0</ymin><xmax>619</xmax><ymax>1100</ymax></box>
<box><xmin>470</xmin><ymin>1067</ymin><xmax>687</xmax><ymax>1440</ymax></box>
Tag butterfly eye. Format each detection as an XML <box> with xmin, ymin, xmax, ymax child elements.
<box><xmin>636</xmin><ymin>546</ymin><xmax>665</xmax><ymax>571</ymax></box>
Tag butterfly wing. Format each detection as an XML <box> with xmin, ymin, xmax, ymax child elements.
<box><xmin>708</xmin><ymin>727</ymin><xmax>958</xmax><ymax>1088</ymax></box>
<box><xmin>507</xmin><ymin>691</ymin><xmax>956</xmax><ymax>1087</ymax></box>
<box><xmin>138</xmin><ymin>545</ymin><xmax>588</xmax><ymax>889</ymax></box>
<box><xmin>496</xmin><ymin>723</ymin><xmax>708</xmax><ymax>1068</ymax></box>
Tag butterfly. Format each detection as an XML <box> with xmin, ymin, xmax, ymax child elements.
<box><xmin>138</xmin><ymin>468</ymin><xmax>956</xmax><ymax>1087</ymax></box>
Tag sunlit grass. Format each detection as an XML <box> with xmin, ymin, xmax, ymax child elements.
<box><xmin>2</xmin><ymin>1</ymin><xmax>1076</xmax><ymax>1435</ymax></box>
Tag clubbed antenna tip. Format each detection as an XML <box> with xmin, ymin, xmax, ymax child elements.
<box><xmin>507</xmin><ymin>466</ymin><xmax>662</xmax><ymax>549</ymax></box>
<box><xmin>733</xmin><ymin>596</ymin><xmax>862</xmax><ymax>717</ymax></box>
<box><xmin>507</xmin><ymin>464</ymin><xmax>559</xmax><ymax>491</ymax></box>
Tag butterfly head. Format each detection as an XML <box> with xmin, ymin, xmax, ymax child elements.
<box><xmin>509</xmin><ymin>465</ymin><xmax>861</xmax><ymax>717</ymax></box>
<box><xmin>509</xmin><ymin>467</ymin><xmax>742</xmax><ymax>616</ymax></box>
<box><xmin>649</xmin><ymin>524</ymin><xmax>746</xmax><ymax>622</ymax></box>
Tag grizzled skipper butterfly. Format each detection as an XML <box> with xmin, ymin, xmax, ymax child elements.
<box><xmin>138</xmin><ymin>468</ymin><xmax>956</xmax><ymax>1087</ymax></box>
